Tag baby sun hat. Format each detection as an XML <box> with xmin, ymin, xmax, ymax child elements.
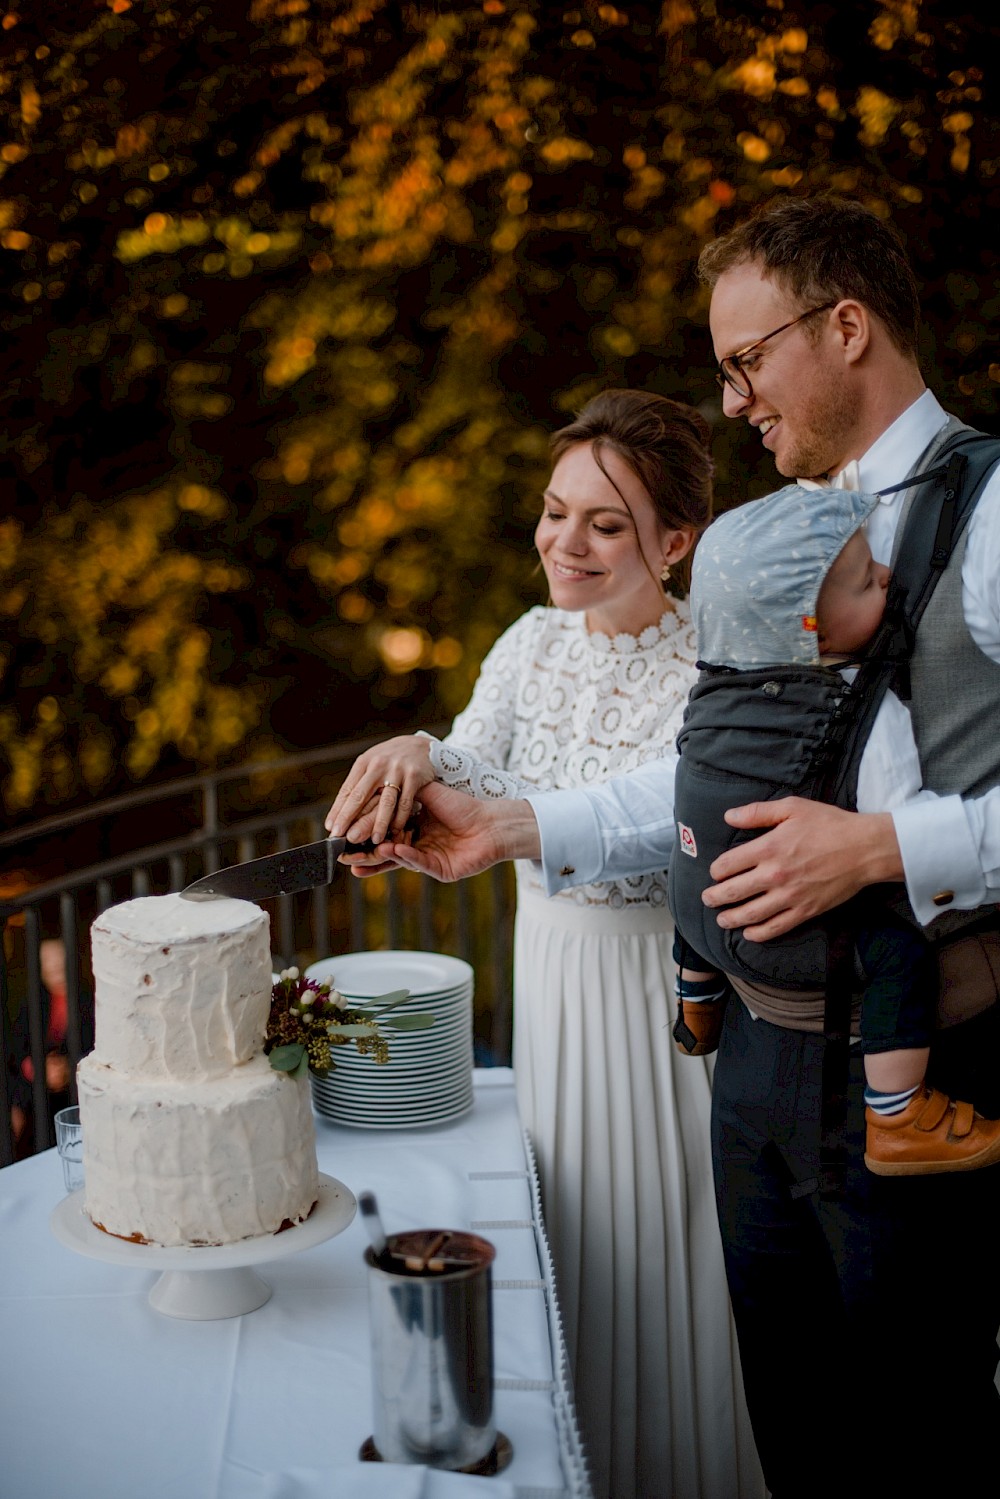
<box><xmin>691</xmin><ymin>482</ymin><xmax>882</xmax><ymax>669</ymax></box>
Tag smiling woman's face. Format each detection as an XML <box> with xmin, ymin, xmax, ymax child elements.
<box><xmin>534</xmin><ymin>441</ymin><xmax>673</xmax><ymax>637</ymax></box>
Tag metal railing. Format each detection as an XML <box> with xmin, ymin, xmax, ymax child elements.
<box><xmin>0</xmin><ymin>731</ymin><xmax>516</xmax><ymax>1167</ymax></box>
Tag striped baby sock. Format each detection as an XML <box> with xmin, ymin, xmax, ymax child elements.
<box><xmin>864</xmin><ymin>1083</ymin><xmax>920</xmax><ymax>1116</ymax></box>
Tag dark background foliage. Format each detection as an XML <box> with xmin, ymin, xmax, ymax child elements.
<box><xmin>1</xmin><ymin>0</ymin><xmax>996</xmax><ymax>828</ymax></box>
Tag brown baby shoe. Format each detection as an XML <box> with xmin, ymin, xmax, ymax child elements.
<box><xmin>865</xmin><ymin>1086</ymin><xmax>1000</xmax><ymax>1176</ymax></box>
<box><xmin>672</xmin><ymin>997</ymin><xmax>727</xmax><ymax>1057</ymax></box>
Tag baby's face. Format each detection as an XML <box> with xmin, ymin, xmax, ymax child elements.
<box><xmin>816</xmin><ymin>528</ymin><xmax>890</xmax><ymax>656</ymax></box>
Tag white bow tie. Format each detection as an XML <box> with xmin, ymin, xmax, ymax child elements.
<box><xmin>797</xmin><ymin>459</ymin><xmax>861</xmax><ymax>492</ymax></box>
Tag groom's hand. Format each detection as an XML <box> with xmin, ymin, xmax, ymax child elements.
<box><xmin>702</xmin><ymin>799</ymin><xmax>902</xmax><ymax>940</ymax></box>
<box><xmin>350</xmin><ymin>780</ymin><xmax>542</xmax><ymax>883</ymax></box>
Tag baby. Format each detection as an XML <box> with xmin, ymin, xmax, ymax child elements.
<box><xmin>668</xmin><ymin>483</ymin><xmax>1000</xmax><ymax>1176</ymax></box>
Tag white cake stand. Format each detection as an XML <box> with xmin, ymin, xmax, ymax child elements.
<box><xmin>50</xmin><ymin>1173</ymin><xmax>356</xmax><ymax>1321</ymax></box>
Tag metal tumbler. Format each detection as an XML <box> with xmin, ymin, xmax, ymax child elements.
<box><xmin>364</xmin><ymin>1228</ymin><xmax>496</xmax><ymax>1470</ymax></box>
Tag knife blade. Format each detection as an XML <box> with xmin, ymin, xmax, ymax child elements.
<box><xmin>180</xmin><ymin>837</ymin><xmax>349</xmax><ymax>902</ymax></box>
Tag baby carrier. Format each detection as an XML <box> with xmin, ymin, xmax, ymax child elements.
<box><xmin>667</xmin><ymin>429</ymin><xmax>1000</xmax><ymax>1192</ymax></box>
<box><xmin>669</xmin><ymin>428</ymin><xmax>1000</xmax><ymax>979</ymax></box>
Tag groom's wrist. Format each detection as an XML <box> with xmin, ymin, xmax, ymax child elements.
<box><xmin>495</xmin><ymin>800</ymin><xmax>542</xmax><ymax>863</ymax></box>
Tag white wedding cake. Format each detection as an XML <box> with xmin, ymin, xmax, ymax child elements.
<box><xmin>76</xmin><ymin>893</ymin><xmax>319</xmax><ymax>1247</ymax></box>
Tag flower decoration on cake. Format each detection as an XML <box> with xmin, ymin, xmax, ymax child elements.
<box><xmin>265</xmin><ymin>968</ymin><xmax>432</xmax><ymax>1080</ymax></box>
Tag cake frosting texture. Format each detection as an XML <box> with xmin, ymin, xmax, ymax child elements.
<box><xmin>77</xmin><ymin>893</ymin><xmax>318</xmax><ymax>1247</ymax></box>
<box><xmin>89</xmin><ymin>895</ymin><xmax>272</xmax><ymax>1080</ymax></box>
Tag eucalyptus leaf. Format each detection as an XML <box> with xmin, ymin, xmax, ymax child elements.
<box><xmin>269</xmin><ymin>1044</ymin><xmax>306</xmax><ymax>1072</ymax></box>
<box><xmin>385</xmin><ymin>1014</ymin><xmax>435</xmax><ymax>1030</ymax></box>
<box><xmin>360</xmin><ymin>988</ymin><xmax>412</xmax><ymax>1013</ymax></box>
<box><xmin>291</xmin><ymin>1051</ymin><xmax>311</xmax><ymax>1080</ymax></box>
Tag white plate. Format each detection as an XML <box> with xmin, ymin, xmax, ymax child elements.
<box><xmin>331</xmin><ymin>1027</ymin><xmax>472</xmax><ymax>1055</ymax></box>
<box><xmin>320</xmin><ymin>1056</ymin><xmax>473</xmax><ymax>1084</ymax></box>
<box><xmin>340</xmin><ymin>997</ymin><xmax>472</xmax><ymax>1021</ymax></box>
<box><xmin>306</xmin><ymin>951</ymin><xmax>474</xmax><ymax>999</ymax></box>
<box><xmin>344</xmin><ymin>996</ymin><xmax>472</xmax><ymax>1022</ymax></box>
<box><xmin>315</xmin><ymin>1053</ymin><xmax>472</xmax><ymax>1083</ymax></box>
<box><xmin>329</xmin><ymin>1027</ymin><xmax>472</xmax><ymax>1060</ymax></box>
<box><xmin>313</xmin><ymin>1103</ymin><xmax>473</xmax><ymax>1127</ymax></box>
<box><xmin>330</xmin><ymin>1018</ymin><xmax>471</xmax><ymax>1055</ymax></box>
<box><xmin>312</xmin><ymin>1075</ymin><xmax>472</xmax><ymax>1105</ymax></box>
<box><xmin>333</xmin><ymin>991</ymin><xmax>471</xmax><ymax>1019</ymax></box>
<box><xmin>314</xmin><ymin>1100</ymin><xmax>471</xmax><ymax>1123</ymax></box>
<box><xmin>317</xmin><ymin>1041</ymin><xmax>471</xmax><ymax>1066</ymax></box>
<box><xmin>316</xmin><ymin>1109</ymin><xmax>473</xmax><ymax>1131</ymax></box>
<box><xmin>313</xmin><ymin>1078</ymin><xmax>474</xmax><ymax>1110</ymax></box>
<box><xmin>312</xmin><ymin>1095</ymin><xmax>474</xmax><ymax>1129</ymax></box>
<box><xmin>314</xmin><ymin>1049</ymin><xmax>471</xmax><ymax>1077</ymax></box>
<box><xmin>335</xmin><ymin>984</ymin><xmax>472</xmax><ymax>1007</ymax></box>
<box><xmin>312</xmin><ymin>1072</ymin><xmax>472</xmax><ymax>1101</ymax></box>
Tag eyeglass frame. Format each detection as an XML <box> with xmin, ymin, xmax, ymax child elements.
<box><xmin>715</xmin><ymin>301</ymin><xmax>838</xmax><ymax>401</ymax></box>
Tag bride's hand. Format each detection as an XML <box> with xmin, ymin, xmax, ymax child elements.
<box><xmin>326</xmin><ymin>735</ymin><xmax>435</xmax><ymax>846</ymax></box>
<box><xmin>333</xmin><ymin>793</ymin><xmax>386</xmax><ymax>866</ymax></box>
<box><xmin>334</xmin><ymin>792</ymin><xmax>419</xmax><ymax>867</ymax></box>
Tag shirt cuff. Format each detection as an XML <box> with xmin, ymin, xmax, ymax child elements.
<box><xmin>525</xmin><ymin>790</ymin><xmax>608</xmax><ymax>894</ymax></box>
<box><xmin>892</xmin><ymin>793</ymin><xmax>986</xmax><ymax>925</ymax></box>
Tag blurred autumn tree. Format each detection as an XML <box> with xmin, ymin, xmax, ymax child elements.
<box><xmin>0</xmin><ymin>0</ymin><xmax>996</xmax><ymax>821</ymax></box>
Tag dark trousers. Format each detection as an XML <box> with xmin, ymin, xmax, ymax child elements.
<box><xmin>712</xmin><ymin>996</ymin><xmax>1000</xmax><ymax>1499</ymax></box>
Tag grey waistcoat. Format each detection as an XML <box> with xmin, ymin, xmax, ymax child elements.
<box><xmin>893</xmin><ymin>417</ymin><xmax>1000</xmax><ymax>798</ymax></box>
<box><xmin>892</xmin><ymin>415</ymin><xmax>1000</xmax><ymax>936</ymax></box>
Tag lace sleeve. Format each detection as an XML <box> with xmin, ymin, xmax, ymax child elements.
<box><xmin>429</xmin><ymin>740</ymin><xmax>533</xmax><ymax>800</ymax></box>
<box><xmin>426</xmin><ymin>609</ymin><xmax>544</xmax><ymax>801</ymax></box>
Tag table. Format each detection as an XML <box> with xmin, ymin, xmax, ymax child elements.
<box><xmin>0</xmin><ymin>1069</ymin><xmax>592</xmax><ymax>1499</ymax></box>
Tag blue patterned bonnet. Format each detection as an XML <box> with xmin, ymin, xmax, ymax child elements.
<box><xmin>691</xmin><ymin>483</ymin><xmax>881</xmax><ymax>669</ymax></box>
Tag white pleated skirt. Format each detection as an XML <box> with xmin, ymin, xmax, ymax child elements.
<box><xmin>513</xmin><ymin>889</ymin><xmax>764</xmax><ymax>1499</ymax></box>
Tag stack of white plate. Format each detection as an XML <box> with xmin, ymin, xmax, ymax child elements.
<box><xmin>304</xmin><ymin>950</ymin><xmax>474</xmax><ymax>1129</ymax></box>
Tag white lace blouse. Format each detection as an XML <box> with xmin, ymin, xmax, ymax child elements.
<box><xmin>427</xmin><ymin>603</ymin><xmax>699</xmax><ymax>909</ymax></box>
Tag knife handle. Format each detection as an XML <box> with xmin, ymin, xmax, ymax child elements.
<box><xmin>342</xmin><ymin>815</ymin><xmax>421</xmax><ymax>855</ymax></box>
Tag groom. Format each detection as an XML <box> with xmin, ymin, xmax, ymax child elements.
<box><xmin>360</xmin><ymin>197</ymin><xmax>1000</xmax><ymax>1498</ymax></box>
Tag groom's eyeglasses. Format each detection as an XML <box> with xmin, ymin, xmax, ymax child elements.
<box><xmin>716</xmin><ymin>302</ymin><xmax>837</xmax><ymax>401</ymax></box>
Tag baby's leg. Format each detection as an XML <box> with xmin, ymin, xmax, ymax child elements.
<box><xmin>858</xmin><ymin>922</ymin><xmax>1000</xmax><ymax>1174</ymax></box>
<box><xmin>672</xmin><ymin>932</ymin><xmax>730</xmax><ymax>1056</ymax></box>
<box><xmin>864</xmin><ymin>1044</ymin><xmax>1000</xmax><ymax>1177</ymax></box>
<box><xmin>864</xmin><ymin>1045</ymin><xmax>930</xmax><ymax>1097</ymax></box>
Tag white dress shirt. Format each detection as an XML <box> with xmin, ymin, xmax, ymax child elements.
<box><xmin>528</xmin><ymin>390</ymin><xmax>1000</xmax><ymax>926</ymax></box>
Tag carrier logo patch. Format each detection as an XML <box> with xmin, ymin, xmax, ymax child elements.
<box><xmin>679</xmin><ymin>822</ymin><xmax>698</xmax><ymax>858</ymax></box>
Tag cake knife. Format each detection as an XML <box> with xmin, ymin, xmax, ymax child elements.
<box><xmin>181</xmin><ymin>834</ymin><xmax>389</xmax><ymax>903</ymax></box>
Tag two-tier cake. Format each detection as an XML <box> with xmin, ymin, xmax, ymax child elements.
<box><xmin>76</xmin><ymin>893</ymin><xmax>318</xmax><ymax>1247</ymax></box>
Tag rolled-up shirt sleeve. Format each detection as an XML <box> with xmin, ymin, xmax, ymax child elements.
<box><xmin>526</xmin><ymin>756</ymin><xmax>677</xmax><ymax>894</ymax></box>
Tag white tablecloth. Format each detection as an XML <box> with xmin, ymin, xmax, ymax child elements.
<box><xmin>0</xmin><ymin>1069</ymin><xmax>591</xmax><ymax>1499</ymax></box>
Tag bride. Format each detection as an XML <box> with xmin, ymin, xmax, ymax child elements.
<box><xmin>327</xmin><ymin>390</ymin><xmax>763</xmax><ymax>1499</ymax></box>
